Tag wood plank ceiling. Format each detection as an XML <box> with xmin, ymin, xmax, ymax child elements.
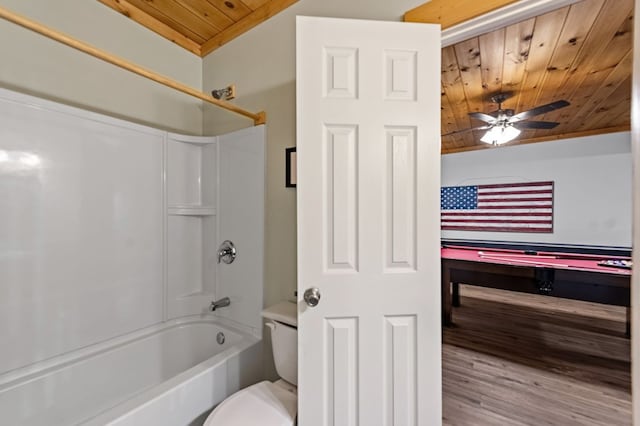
<box><xmin>441</xmin><ymin>0</ymin><xmax>633</xmax><ymax>153</ymax></box>
<box><xmin>98</xmin><ymin>0</ymin><xmax>298</xmax><ymax>56</ymax></box>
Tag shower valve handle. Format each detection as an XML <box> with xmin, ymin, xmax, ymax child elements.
<box><xmin>217</xmin><ymin>240</ymin><xmax>236</xmax><ymax>264</ymax></box>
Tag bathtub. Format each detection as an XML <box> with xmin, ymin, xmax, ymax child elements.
<box><xmin>0</xmin><ymin>317</ymin><xmax>262</xmax><ymax>426</ymax></box>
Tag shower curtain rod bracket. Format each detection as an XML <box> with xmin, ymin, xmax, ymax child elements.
<box><xmin>254</xmin><ymin>111</ymin><xmax>266</xmax><ymax>125</ymax></box>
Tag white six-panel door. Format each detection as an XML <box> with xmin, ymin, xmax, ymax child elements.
<box><xmin>296</xmin><ymin>16</ymin><xmax>442</xmax><ymax>426</ymax></box>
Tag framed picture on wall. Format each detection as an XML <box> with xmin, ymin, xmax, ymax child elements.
<box><xmin>286</xmin><ymin>147</ymin><xmax>296</xmax><ymax>188</ymax></box>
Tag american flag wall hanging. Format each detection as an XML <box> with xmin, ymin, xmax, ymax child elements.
<box><xmin>440</xmin><ymin>181</ymin><xmax>554</xmax><ymax>233</ymax></box>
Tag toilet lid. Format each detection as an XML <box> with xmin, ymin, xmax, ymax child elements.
<box><xmin>204</xmin><ymin>381</ymin><xmax>297</xmax><ymax>426</ymax></box>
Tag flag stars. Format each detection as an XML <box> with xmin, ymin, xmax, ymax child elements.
<box><xmin>441</xmin><ymin>186</ymin><xmax>478</xmax><ymax>210</ymax></box>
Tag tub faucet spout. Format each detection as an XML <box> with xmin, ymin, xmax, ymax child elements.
<box><xmin>210</xmin><ymin>297</ymin><xmax>231</xmax><ymax>311</ymax></box>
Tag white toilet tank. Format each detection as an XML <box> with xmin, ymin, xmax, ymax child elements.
<box><xmin>262</xmin><ymin>301</ymin><xmax>297</xmax><ymax>386</ymax></box>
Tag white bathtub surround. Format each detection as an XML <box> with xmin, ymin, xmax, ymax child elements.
<box><xmin>214</xmin><ymin>127</ymin><xmax>266</xmax><ymax>335</ymax></box>
<box><xmin>0</xmin><ymin>88</ymin><xmax>266</xmax><ymax>424</ymax></box>
<box><xmin>0</xmin><ymin>93</ymin><xmax>165</xmax><ymax>374</ymax></box>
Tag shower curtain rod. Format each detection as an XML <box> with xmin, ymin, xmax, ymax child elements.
<box><xmin>0</xmin><ymin>5</ymin><xmax>266</xmax><ymax>125</ymax></box>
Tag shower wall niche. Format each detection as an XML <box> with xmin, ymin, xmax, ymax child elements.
<box><xmin>167</xmin><ymin>134</ymin><xmax>218</xmax><ymax>319</ymax></box>
<box><xmin>165</xmin><ymin>128</ymin><xmax>266</xmax><ymax>335</ymax></box>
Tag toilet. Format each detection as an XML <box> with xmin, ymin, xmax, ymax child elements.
<box><xmin>204</xmin><ymin>301</ymin><xmax>298</xmax><ymax>425</ymax></box>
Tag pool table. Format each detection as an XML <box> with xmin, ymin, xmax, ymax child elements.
<box><xmin>441</xmin><ymin>245</ymin><xmax>632</xmax><ymax>335</ymax></box>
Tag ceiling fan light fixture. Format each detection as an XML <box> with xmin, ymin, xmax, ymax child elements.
<box><xmin>480</xmin><ymin>125</ymin><xmax>521</xmax><ymax>145</ymax></box>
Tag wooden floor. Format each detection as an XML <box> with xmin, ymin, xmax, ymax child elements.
<box><xmin>443</xmin><ymin>285</ymin><xmax>631</xmax><ymax>426</ymax></box>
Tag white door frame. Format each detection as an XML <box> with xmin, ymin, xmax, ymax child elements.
<box><xmin>631</xmin><ymin>1</ymin><xmax>639</xmax><ymax>423</ymax></box>
<box><xmin>440</xmin><ymin>0</ymin><xmax>583</xmax><ymax>46</ymax></box>
<box><xmin>438</xmin><ymin>0</ymin><xmax>638</xmax><ymax>422</ymax></box>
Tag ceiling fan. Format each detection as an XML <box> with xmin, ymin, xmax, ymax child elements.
<box><xmin>443</xmin><ymin>92</ymin><xmax>570</xmax><ymax>145</ymax></box>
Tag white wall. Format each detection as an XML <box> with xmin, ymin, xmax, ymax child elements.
<box><xmin>441</xmin><ymin>132</ymin><xmax>632</xmax><ymax>247</ymax></box>
<box><xmin>0</xmin><ymin>0</ymin><xmax>203</xmax><ymax>134</ymax></box>
<box><xmin>201</xmin><ymin>0</ymin><xmax>427</xmax><ymax>308</ymax></box>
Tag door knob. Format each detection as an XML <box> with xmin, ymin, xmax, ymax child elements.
<box><xmin>303</xmin><ymin>287</ymin><xmax>321</xmax><ymax>307</ymax></box>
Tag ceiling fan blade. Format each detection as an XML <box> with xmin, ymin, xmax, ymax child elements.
<box><xmin>468</xmin><ymin>112</ymin><xmax>497</xmax><ymax>124</ymax></box>
<box><xmin>511</xmin><ymin>100</ymin><xmax>570</xmax><ymax>121</ymax></box>
<box><xmin>441</xmin><ymin>125</ymin><xmax>490</xmax><ymax>137</ymax></box>
<box><xmin>513</xmin><ymin>121</ymin><xmax>560</xmax><ymax>130</ymax></box>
